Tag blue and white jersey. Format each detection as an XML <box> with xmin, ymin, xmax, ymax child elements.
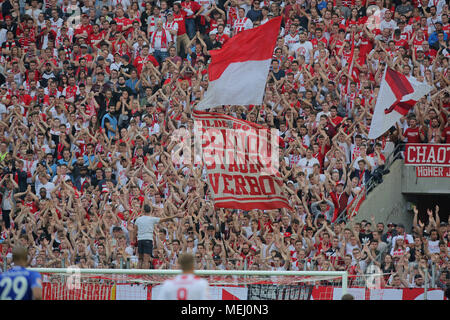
<box><xmin>0</xmin><ymin>266</ymin><xmax>42</xmax><ymax>300</ymax></box>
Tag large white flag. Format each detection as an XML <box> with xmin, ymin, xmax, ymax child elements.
<box><xmin>196</xmin><ymin>17</ymin><xmax>282</xmax><ymax>110</ymax></box>
<box><xmin>368</xmin><ymin>67</ymin><xmax>433</xmax><ymax>139</ymax></box>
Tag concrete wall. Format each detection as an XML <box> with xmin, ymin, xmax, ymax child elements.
<box><xmin>354</xmin><ymin>160</ymin><xmax>412</xmax><ymax>232</ymax></box>
<box><xmin>402</xmin><ymin>165</ymin><xmax>450</xmax><ymax>194</ymax></box>
<box><xmin>354</xmin><ymin>160</ymin><xmax>450</xmax><ymax>232</ymax></box>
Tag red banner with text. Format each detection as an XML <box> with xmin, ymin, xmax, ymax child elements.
<box><xmin>193</xmin><ymin>110</ymin><xmax>292</xmax><ymax>211</ymax></box>
<box><xmin>405</xmin><ymin>144</ymin><xmax>450</xmax><ymax>166</ymax></box>
<box><xmin>416</xmin><ymin>166</ymin><xmax>450</xmax><ymax>177</ymax></box>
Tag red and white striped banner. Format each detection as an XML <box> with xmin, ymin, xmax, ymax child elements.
<box><xmin>193</xmin><ymin>110</ymin><xmax>292</xmax><ymax>211</ymax></box>
<box><xmin>43</xmin><ymin>283</ymin><xmax>113</xmax><ymax>300</ymax></box>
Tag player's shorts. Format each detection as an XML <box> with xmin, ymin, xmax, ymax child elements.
<box><xmin>137</xmin><ymin>240</ymin><xmax>153</xmax><ymax>256</ymax></box>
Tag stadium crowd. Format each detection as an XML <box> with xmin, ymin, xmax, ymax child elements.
<box><xmin>0</xmin><ymin>0</ymin><xmax>448</xmax><ymax>291</ymax></box>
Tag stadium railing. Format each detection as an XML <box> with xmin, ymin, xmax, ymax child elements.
<box><xmin>28</xmin><ymin>268</ymin><xmax>348</xmax><ymax>300</ymax></box>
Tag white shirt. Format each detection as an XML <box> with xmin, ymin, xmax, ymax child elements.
<box><xmin>0</xmin><ymin>29</ymin><xmax>8</xmax><ymax>47</ymax></box>
<box><xmin>427</xmin><ymin>239</ymin><xmax>440</xmax><ymax>254</ymax></box>
<box><xmin>426</xmin><ymin>16</ymin><xmax>442</xmax><ymax>33</ymax></box>
<box><xmin>315</xmin><ymin>111</ymin><xmax>331</xmax><ymax>123</ymax></box>
<box><xmin>380</xmin><ymin>19</ymin><xmax>397</xmax><ymax>31</ymax></box>
<box><xmin>111</xmin><ymin>0</ymin><xmax>131</xmax><ymax>11</ymax></box>
<box><xmin>429</xmin><ymin>0</ymin><xmax>445</xmax><ymax>14</ymax></box>
<box><xmin>25</xmin><ymin>8</ymin><xmax>42</xmax><ymax>21</ymax></box>
<box><xmin>197</xmin><ymin>0</ymin><xmax>214</xmax><ymax>14</ymax></box>
<box><xmin>164</xmin><ymin>21</ymin><xmax>179</xmax><ymax>43</ymax></box>
<box><xmin>298</xmin><ymin>157</ymin><xmax>319</xmax><ymax>176</ymax></box>
<box><xmin>155</xmin><ymin>274</ymin><xmax>209</xmax><ymax>300</ymax></box>
<box><xmin>36</xmin><ymin>181</ymin><xmax>56</xmax><ymax>199</ymax></box>
<box><xmin>50</xmin><ymin>17</ymin><xmax>64</xmax><ymax>32</ymax></box>
<box><xmin>1</xmin><ymin>188</ymin><xmax>14</xmax><ymax>210</ymax></box>
<box><xmin>134</xmin><ymin>215</ymin><xmax>160</xmax><ymax>241</ymax></box>
<box><xmin>0</xmin><ymin>103</ymin><xmax>7</xmax><ymax>118</ymax></box>
<box><xmin>233</xmin><ymin>17</ymin><xmax>253</xmax><ymax>34</ymax></box>
<box><xmin>346</xmin><ymin>242</ymin><xmax>360</xmax><ymax>257</ymax></box>
<box><xmin>148</xmin><ymin>122</ymin><xmax>161</xmax><ymax>136</ymax></box>
<box><xmin>391</xmin><ymin>234</ymin><xmax>414</xmax><ymax>247</ymax></box>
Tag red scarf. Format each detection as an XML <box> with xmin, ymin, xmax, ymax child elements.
<box><xmin>358</xmin><ymin>169</ymin><xmax>365</xmax><ymax>186</ymax></box>
<box><xmin>57</xmin><ymin>143</ymin><xmax>64</xmax><ymax>159</ymax></box>
<box><xmin>152</xmin><ymin>29</ymin><xmax>168</xmax><ymax>49</ymax></box>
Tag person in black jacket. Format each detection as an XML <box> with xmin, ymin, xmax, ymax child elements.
<box><xmin>12</xmin><ymin>159</ymin><xmax>28</xmax><ymax>193</ymax></box>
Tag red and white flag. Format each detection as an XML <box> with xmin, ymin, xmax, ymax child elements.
<box><xmin>193</xmin><ymin>110</ymin><xmax>292</xmax><ymax>211</ymax></box>
<box><xmin>347</xmin><ymin>187</ymin><xmax>366</xmax><ymax>220</ymax></box>
<box><xmin>196</xmin><ymin>16</ymin><xmax>282</xmax><ymax>110</ymax></box>
<box><xmin>368</xmin><ymin>67</ymin><xmax>433</xmax><ymax>139</ymax></box>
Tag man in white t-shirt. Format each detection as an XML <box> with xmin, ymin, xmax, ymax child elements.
<box><xmin>133</xmin><ymin>204</ymin><xmax>182</xmax><ymax>269</ymax></box>
<box><xmin>391</xmin><ymin>224</ymin><xmax>414</xmax><ymax>247</ymax></box>
<box><xmin>35</xmin><ymin>173</ymin><xmax>55</xmax><ymax>199</ymax></box>
<box><xmin>156</xmin><ymin>253</ymin><xmax>209</xmax><ymax>300</ymax></box>
<box><xmin>380</xmin><ymin>10</ymin><xmax>397</xmax><ymax>31</ymax></box>
<box><xmin>298</xmin><ymin>148</ymin><xmax>320</xmax><ymax>177</ymax></box>
<box><xmin>291</xmin><ymin>31</ymin><xmax>313</xmax><ymax>64</ymax></box>
<box><xmin>164</xmin><ymin>12</ymin><xmax>179</xmax><ymax>47</ymax></box>
<box><xmin>426</xmin><ymin>229</ymin><xmax>441</xmax><ymax>254</ymax></box>
<box><xmin>352</xmin><ymin>144</ymin><xmax>375</xmax><ymax>172</ymax></box>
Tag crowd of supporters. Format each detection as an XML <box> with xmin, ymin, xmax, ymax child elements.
<box><xmin>0</xmin><ymin>0</ymin><xmax>448</xmax><ymax>290</ymax></box>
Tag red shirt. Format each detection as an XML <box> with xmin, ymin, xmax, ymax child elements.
<box><xmin>330</xmin><ymin>116</ymin><xmax>343</xmax><ymax>127</ymax></box>
<box><xmin>311</xmin><ymin>37</ymin><xmax>328</xmax><ymax>48</ymax></box>
<box><xmin>330</xmin><ymin>191</ymin><xmax>349</xmax><ymax>221</ymax></box>
<box><xmin>115</xmin><ymin>17</ymin><xmax>132</xmax><ymax>33</ymax></box>
<box><xmin>394</xmin><ymin>38</ymin><xmax>408</xmax><ymax>51</ymax></box>
<box><xmin>359</xmin><ymin>36</ymin><xmax>373</xmax><ymax>57</ymax></box>
<box><xmin>19</xmin><ymin>94</ymin><xmax>33</xmax><ymax>107</ymax></box>
<box><xmin>423</xmin><ymin>49</ymin><xmax>437</xmax><ymax>61</ymax></box>
<box><xmin>173</xmin><ymin>11</ymin><xmax>187</xmax><ymax>35</ymax></box>
<box><xmin>133</xmin><ymin>55</ymin><xmax>158</xmax><ymax>74</ymax></box>
<box><xmin>22</xmin><ymin>200</ymin><xmax>38</xmax><ymax>215</ymax></box>
<box><xmin>75</xmin><ymin>24</ymin><xmax>93</xmax><ymax>38</ymax></box>
<box><xmin>412</xmin><ymin>37</ymin><xmax>425</xmax><ymax>52</ymax></box>
<box><xmin>89</xmin><ymin>31</ymin><xmax>104</xmax><ymax>48</ymax></box>
<box><xmin>215</xmin><ymin>33</ymin><xmax>229</xmax><ymax>45</ymax></box>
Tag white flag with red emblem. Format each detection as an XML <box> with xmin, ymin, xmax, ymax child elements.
<box><xmin>196</xmin><ymin>17</ymin><xmax>282</xmax><ymax>110</ymax></box>
<box><xmin>368</xmin><ymin>67</ymin><xmax>433</xmax><ymax>139</ymax></box>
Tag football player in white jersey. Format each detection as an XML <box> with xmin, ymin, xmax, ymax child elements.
<box><xmin>156</xmin><ymin>253</ymin><xmax>209</xmax><ymax>300</ymax></box>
